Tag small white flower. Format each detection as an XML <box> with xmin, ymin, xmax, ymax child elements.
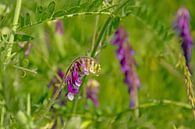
<box><xmin>67</xmin><ymin>92</ymin><xmax>74</xmax><ymax>101</ymax></box>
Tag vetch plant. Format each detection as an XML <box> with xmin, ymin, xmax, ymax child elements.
<box><xmin>112</xmin><ymin>27</ymin><xmax>140</xmax><ymax>111</ymax></box>
<box><xmin>174</xmin><ymin>7</ymin><xmax>193</xmax><ymax>72</ymax></box>
<box><xmin>65</xmin><ymin>57</ymin><xmax>101</xmax><ymax>101</ymax></box>
<box><xmin>35</xmin><ymin>56</ymin><xmax>101</xmax><ymax>122</ymax></box>
<box><xmin>1</xmin><ymin>0</ymin><xmax>195</xmax><ymax>128</ymax></box>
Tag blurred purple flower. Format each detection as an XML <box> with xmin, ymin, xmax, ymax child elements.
<box><xmin>112</xmin><ymin>26</ymin><xmax>140</xmax><ymax>108</ymax></box>
<box><xmin>66</xmin><ymin>57</ymin><xmax>101</xmax><ymax>101</ymax></box>
<box><xmin>19</xmin><ymin>42</ymin><xmax>32</xmax><ymax>57</ymax></box>
<box><xmin>174</xmin><ymin>7</ymin><xmax>193</xmax><ymax>71</ymax></box>
<box><xmin>86</xmin><ymin>79</ymin><xmax>99</xmax><ymax>107</ymax></box>
<box><xmin>24</xmin><ymin>42</ymin><xmax>32</xmax><ymax>57</ymax></box>
<box><xmin>55</xmin><ymin>20</ymin><xmax>64</xmax><ymax>35</ymax></box>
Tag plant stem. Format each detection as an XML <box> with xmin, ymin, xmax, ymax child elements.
<box><xmin>112</xmin><ymin>99</ymin><xmax>192</xmax><ymax>123</ymax></box>
<box><xmin>91</xmin><ymin>16</ymin><xmax>100</xmax><ymax>53</ymax></box>
<box><xmin>63</xmin><ymin>99</ymin><xmax>191</xmax><ymax>123</ymax></box>
<box><xmin>4</xmin><ymin>0</ymin><xmax>22</xmax><ymax>67</ymax></box>
<box><xmin>90</xmin><ymin>17</ymin><xmax>112</xmax><ymax>57</ymax></box>
<box><xmin>134</xmin><ymin>88</ymin><xmax>139</xmax><ymax>117</ymax></box>
<box><xmin>27</xmin><ymin>93</ymin><xmax>31</xmax><ymax>116</ymax></box>
<box><xmin>177</xmin><ymin>55</ymin><xmax>195</xmax><ymax>118</ymax></box>
<box><xmin>19</xmin><ymin>11</ymin><xmax>114</xmax><ymax>30</ymax></box>
<box><xmin>0</xmin><ymin>105</ymin><xmax>5</xmax><ymax>127</ymax></box>
<box><xmin>183</xmin><ymin>62</ymin><xmax>195</xmax><ymax>117</ymax></box>
<box><xmin>34</xmin><ymin>83</ymin><xmax>64</xmax><ymax>122</ymax></box>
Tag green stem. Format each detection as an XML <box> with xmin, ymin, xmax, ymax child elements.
<box><xmin>19</xmin><ymin>11</ymin><xmax>114</xmax><ymax>30</ymax></box>
<box><xmin>91</xmin><ymin>16</ymin><xmax>100</xmax><ymax>52</ymax></box>
<box><xmin>63</xmin><ymin>99</ymin><xmax>191</xmax><ymax>123</ymax></box>
<box><xmin>27</xmin><ymin>93</ymin><xmax>31</xmax><ymax>116</ymax></box>
<box><xmin>34</xmin><ymin>82</ymin><xmax>64</xmax><ymax>122</ymax></box>
<box><xmin>134</xmin><ymin>88</ymin><xmax>139</xmax><ymax>117</ymax></box>
<box><xmin>90</xmin><ymin>17</ymin><xmax>112</xmax><ymax>57</ymax></box>
<box><xmin>112</xmin><ymin>99</ymin><xmax>192</xmax><ymax>123</ymax></box>
<box><xmin>4</xmin><ymin>0</ymin><xmax>22</xmax><ymax>67</ymax></box>
<box><xmin>0</xmin><ymin>105</ymin><xmax>5</xmax><ymax>127</ymax></box>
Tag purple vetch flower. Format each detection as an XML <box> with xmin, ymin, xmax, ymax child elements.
<box><xmin>55</xmin><ymin>20</ymin><xmax>64</xmax><ymax>35</ymax></box>
<box><xmin>174</xmin><ymin>7</ymin><xmax>193</xmax><ymax>71</ymax></box>
<box><xmin>65</xmin><ymin>57</ymin><xmax>101</xmax><ymax>101</ymax></box>
<box><xmin>86</xmin><ymin>79</ymin><xmax>100</xmax><ymax>107</ymax></box>
<box><xmin>112</xmin><ymin>26</ymin><xmax>140</xmax><ymax>108</ymax></box>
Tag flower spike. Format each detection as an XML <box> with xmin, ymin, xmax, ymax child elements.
<box><xmin>65</xmin><ymin>56</ymin><xmax>101</xmax><ymax>100</ymax></box>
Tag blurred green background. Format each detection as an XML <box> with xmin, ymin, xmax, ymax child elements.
<box><xmin>0</xmin><ymin>0</ymin><xmax>195</xmax><ymax>128</ymax></box>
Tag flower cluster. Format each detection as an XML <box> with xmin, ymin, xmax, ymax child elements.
<box><xmin>86</xmin><ymin>79</ymin><xmax>100</xmax><ymax>107</ymax></box>
<box><xmin>65</xmin><ymin>57</ymin><xmax>101</xmax><ymax>101</ymax></box>
<box><xmin>112</xmin><ymin>27</ymin><xmax>140</xmax><ymax>108</ymax></box>
<box><xmin>174</xmin><ymin>7</ymin><xmax>193</xmax><ymax>71</ymax></box>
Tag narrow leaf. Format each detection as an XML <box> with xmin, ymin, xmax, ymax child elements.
<box><xmin>47</xmin><ymin>1</ymin><xmax>55</xmax><ymax>18</ymax></box>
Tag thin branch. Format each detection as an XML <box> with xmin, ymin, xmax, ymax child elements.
<box><xmin>4</xmin><ymin>0</ymin><xmax>22</xmax><ymax>68</ymax></box>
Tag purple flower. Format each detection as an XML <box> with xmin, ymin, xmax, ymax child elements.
<box><xmin>174</xmin><ymin>7</ymin><xmax>193</xmax><ymax>71</ymax></box>
<box><xmin>24</xmin><ymin>42</ymin><xmax>32</xmax><ymax>57</ymax></box>
<box><xmin>86</xmin><ymin>79</ymin><xmax>99</xmax><ymax>107</ymax></box>
<box><xmin>19</xmin><ymin>42</ymin><xmax>32</xmax><ymax>57</ymax></box>
<box><xmin>55</xmin><ymin>20</ymin><xmax>64</xmax><ymax>35</ymax></box>
<box><xmin>65</xmin><ymin>57</ymin><xmax>101</xmax><ymax>101</ymax></box>
<box><xmin>112</xmin><ymin>26</ymin><xmax>140</xmax><ymax>108</ymax></box>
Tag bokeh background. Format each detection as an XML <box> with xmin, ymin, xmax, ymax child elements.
<box><xmin>0</xmin><ymin>0</ymin><xmax>195</xmax><ymax>128</ymax></box>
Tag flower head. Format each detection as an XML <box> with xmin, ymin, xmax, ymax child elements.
<box><xmin>174</xmin><ymin>7</ymin><xmax>193</xmax><ymax>71</ymax></box>
<box><xmin>112</xmin><ymin>26</ymin><xmax>140</xmax><ymax>108</ymax></box>
<box><xmin>65</xmin><ymin>57</ymin><xmax>101</xmax><ymax>100</ymax></box>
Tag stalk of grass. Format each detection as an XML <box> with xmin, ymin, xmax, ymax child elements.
<box><xmin>0</xmin><ymin>101</ymin><xmax>5</xmax><ymax>127</ymax></box>
<box><xmin>176</xmin><ymin>55</ymin><xmax>195</xmax><ymax>117</ymax></box>
<box><xmin>4</xmin><ymin>0</ymin><xmax>22</xmax><ymax>69</ymax></box>
<box><xmin>27</xmin><ymin>93</ymin><xmax>31</xmax><ymax>116</ymax></box>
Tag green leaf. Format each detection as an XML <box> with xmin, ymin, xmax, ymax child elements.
<box><xmin>19</xmin><ymin>15</ymin><xmax>25</xmax><ymax>27</ymax></box>
<box><xmin>52</xmin><ymin>10</ymin><xmax>67</xmax><ymax>19</ymax></box>
<box><xmin>19</xmin><ymin>13</ymin><xmax>31</xmax><ymax>27</ymax></box>
<box><xmin>70</xmin><ymin>0</ymin><xmax>81</xmax><ymax>7</ymax></box>
<box><xmin>112</xmin><ymin>17</ymin><xmax>120</xmax><ymax>29</ymax></box>
<box><xmin>78</xmin><ymin>2</ymin><xmax>89</xmax><ymax>11</ymax></box>
<box><xmin>67</xmin><ymin>6</ymin><xmax>81</xmax><ymax>13</ymax></box>
<box><xmin>36</xmin><ymin>6</ymin><xmax>44</xmax><ymax>22</ymax></box>
<box><xmin>86</xmin><ymin>0</ymin><xmax>102</xmax><ymax>11</ymax></box>
<box><xmin>41</xmin><ymin>11</ymin><xmax>49</xmax><ymax>21</ymax></box>
<box><xmin>24</xmin><ymin>13</ymin><xmax>31</xmax><ymax>26</ymax></box>
<box><xmin>14</xmin><ymin>34</ymin><xmax>34</xmax><ymax>42</ymax></box>
<box><xmin>47</xmin><ymin>1</ymin><xmax>55</xmax><ymax>18</ymax></box>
